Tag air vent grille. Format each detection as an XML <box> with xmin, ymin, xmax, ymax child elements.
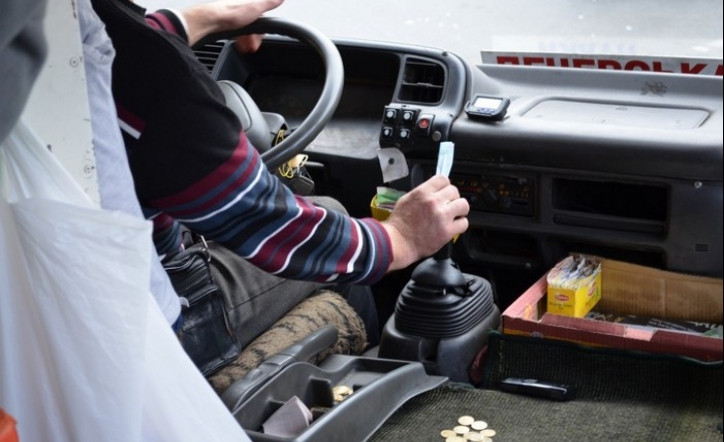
<box><xmin>398</xmin><ymin>58</ymin><xmax>445</xmax><ymax>104</ymax></box>
<box><xmin>193</xmin><ymin>41</ymin><xmax>225</xmax><ymax>73</ymax></box>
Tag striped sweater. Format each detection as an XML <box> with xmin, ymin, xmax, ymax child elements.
<box><xmin>90</xmin><ymin>0</ymin><xmax>392</xmax><ymax>285</ymax></box>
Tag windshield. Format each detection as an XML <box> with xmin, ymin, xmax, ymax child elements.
<box><xmin>145</xmin><ymin>0</ymin><xmax>722</xmax><ymax>72</ymax></box>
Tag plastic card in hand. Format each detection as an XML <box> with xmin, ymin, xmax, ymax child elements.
<box><xmin>436</xmin><ymin>141</ymin><xmax>454</xmax><ymax>178</ymax></box>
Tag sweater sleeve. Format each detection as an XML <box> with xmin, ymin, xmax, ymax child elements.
<box><xmin>145</xmin><ymin>9</ymin><xmax>189</xmax><ymax>42</ymax></box>
<box><xmin>147</xmin><ymin>128</ymin><xmax>393</xmax><ymax>285</ymax></box>
<box><xmin>117</xmin><ymin>9</ymin><xmax>394</xmax><ymax>285</ymax></box>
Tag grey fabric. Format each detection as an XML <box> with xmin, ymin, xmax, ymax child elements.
<box><xmin>371</xmin><ymin>332</ymin><xmax>723</xmax><ymax>441</ymax></box>
<box><xmin>206</xmin><ymin>240</ymin><xmax>331</xmax><ymax>349</ymax></box>
<box><xmin>371</xmin><ymin>383</ymin><xmax>723</xmax><ymax>442</ymax></box>
<box><xmin>0</xmin><ymin>0</ymin><xmax>48</xmax><ymax>143</ymax></box>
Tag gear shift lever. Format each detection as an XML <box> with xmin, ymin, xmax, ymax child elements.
<box><xmin>409</xmin><ymin>241</ymin><xmax>468</xmax><ymax>295</ymax></box>
<box><xmin>377</xmin><ymin>239</ymin><xmax>500</xmax><ymax>383</ymax></box>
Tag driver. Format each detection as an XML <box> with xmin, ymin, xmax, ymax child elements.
<box><xmin>89</xmin><ymin>0</ymin><xmax>470</xmax><ymax>349</ymax></box>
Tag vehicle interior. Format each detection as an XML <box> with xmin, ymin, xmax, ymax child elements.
<box><xmin>198</xmin><ymin>18</ymin><xmax>722</xmax><ymax>311</ymax></box>
<box><xmin>4</xmin><ymin>4</ymin><xmax>721</xmax><ymax>441</ymax></box>
<box><xmin>184</xmin><ymin>17</ymin><xmax>723</xmax><ymax>441</ymax></box>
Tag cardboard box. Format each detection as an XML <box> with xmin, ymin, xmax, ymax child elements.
<box><xmin>502</xmin><ymin>258</ymin><xmax>723</xmax><ymax>361</ymax></box>
<box><xmin>546</xmin><ymin>256</ymin><xmax>601</xmax><ymax>318</ymax></box>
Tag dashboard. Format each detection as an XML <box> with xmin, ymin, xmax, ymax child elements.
<box><xmin>195</xmin><ymin>35</ymin><xmax>723</xmax><ymax>311</ymax></box>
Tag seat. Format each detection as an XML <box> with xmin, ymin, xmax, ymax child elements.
<box><xmin>208</xmin><ymin>290</ymin><xmax>368</xmax><ymax>395</ymax></box>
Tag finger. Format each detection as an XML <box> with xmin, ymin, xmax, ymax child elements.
<box><xmin>235</xmin><ymin>34</ymin><xmax>264</xmax><ymax>53</ymax></box>
<box><xmin>264</xmin><ymin>0</ymin><xmax>285</xmax><ymax>13</ymax></box>
<box><xmin>415</xmin><ymin>174</ymin><xmax>450</xmax><ymax>193</ymax></box>
<box><xmin>445</xmin><ymin>197</ymin><xmax>470</xmax><ymax>218</ymax></box>
<box><xmin>435</xmin><ymin>184</ymin><xmax>461</xmax><ymax>202</ymax></box>
<box><xmin>451</xmin><ymin>216</ymin><xmax>469</xmax><ymax>235</ymax></box>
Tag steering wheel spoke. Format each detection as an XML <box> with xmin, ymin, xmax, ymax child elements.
<box><xmin>197</xmin><ymin>18</ymin><xmax>344</xmax><ymax>170</ymax></box>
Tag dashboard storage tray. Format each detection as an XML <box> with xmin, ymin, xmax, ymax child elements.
<box><xmin>231</xmin><ymin>355</ymin><xmax>447</xmax><ymax>441</ymax></box>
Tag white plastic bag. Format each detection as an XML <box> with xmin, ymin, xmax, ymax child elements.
<box><xmin>0</xmin><ymin>120</ymin><xmax>250</xmax><ymax>442</ymax></box>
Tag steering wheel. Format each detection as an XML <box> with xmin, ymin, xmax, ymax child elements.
<box><xmin>195</xmin><ymin>17</ymin><xmax>344</xmax><ymax>171</ymax></box>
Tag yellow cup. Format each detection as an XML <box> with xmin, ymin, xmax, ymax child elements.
<box><xmin>370</xmin><ymin>195</ymin><xmax>391</xmax><ymax>221</ymax></box>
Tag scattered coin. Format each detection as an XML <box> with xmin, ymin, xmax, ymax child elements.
<box><xmin>332</xmin><ymin>385</ymin><xmax>352</xmax><ymax>396</ymax></box>
<box><xmin>458</xmin><ymin>415</ymin><xmax>475</xmax><ymax>426</ymax></box>
<box><xmin>332</xmin><ymin>385</ymin><xmax>354</xmax><ymax>403</ymax></box>
<box><xmin>453</xmin><ymin>425</ymin><xmax>470</xmax><ymax>435</ymax></box>
<box><xmin>440</xmin><ymin>429</ymin><xmax>456</xmax><ymax>438</ymax></box>
<box><xmin>440</xmin><ymin>415</ymin><xmax>495</xmax><ymax>442</ymax></box>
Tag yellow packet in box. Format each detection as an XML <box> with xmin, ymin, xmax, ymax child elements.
<box><xmin>547</xmin><ymin>255</ymin><xmax>602</xmax><ymax>318</ymax></box>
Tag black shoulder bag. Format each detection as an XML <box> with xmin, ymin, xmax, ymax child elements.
<box><xmin>162</xmin><ymin>236</ymin><xmax>241</xmax><ymax>376</ymax></box>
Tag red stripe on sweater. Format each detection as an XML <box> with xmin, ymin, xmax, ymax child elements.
<box><xmin>116</xmin><ymin>104</ymin><xmax>146</xmax><ymax>133</ymax></box>
<box><xmin>152</xmin><ymin>212</ymin><xmax>176</xmax><ymax>231</ymax></box>
<box><xmin>364</xmin><ymin>218</ymin><xmax>391</xmax><ymax>272</ymax></box>
<box><xmin>145</xmin><ymin>13</ymin><xmax>176</xmax><ymax>34</ymax></box>
<box><xmin>149</xmin><ymin>132</ymin><xmax>257</xmax><ymax>210</ymax></box>
<box><xmin>253</xmin><ymin>201</ymin><xmax>327</xmax><ymax>271</ymax></box>
<box><xmin>332</xmin><ymin>219</ymin><xmax>361</xmax><ymax>274</ymax></box>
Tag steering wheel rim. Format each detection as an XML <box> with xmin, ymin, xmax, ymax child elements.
<box><xmin>196</xmin><ymin>17</ymin><xmax>344</xmax><ymax>171</ymax></box>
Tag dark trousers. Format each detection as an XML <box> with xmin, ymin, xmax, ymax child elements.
<box><xmin>205</xmin><ymin>240</ymin><xmax>379</xmax><ymax>349</ymax></box>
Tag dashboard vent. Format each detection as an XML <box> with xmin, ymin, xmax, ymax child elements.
<box><xmin>193</xmin><ymin>41</ymin><xmax>225</xmax><ymax>73</ymax></box>
<box><xmin>398</xmin><ymin>58</ymin><xmax>445</xmax><ymax>104</ymax></box>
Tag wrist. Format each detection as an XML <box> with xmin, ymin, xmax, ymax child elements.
<box><xmin>181</xmin><ymin>4</ymin><xmax>221</xmax><ymax>46</ymax></box>
<box><xmin>382</xmin><ymin>221</ymin><xmax>417</xmax><ymax>272</ymax></box>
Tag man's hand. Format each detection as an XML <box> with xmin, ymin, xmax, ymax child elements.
<box><xmin>382</xmin><ymin>175</ymin><xmax>470</xmax><ymax>272</ymax></box>
<box><xmin>181</xmin><ymin>0</ymin><xmax>284</xmax><ymax>47</ymax></box>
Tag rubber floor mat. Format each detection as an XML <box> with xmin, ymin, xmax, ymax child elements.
<box><xmin>370</xmin><ymin>332</ymin><xmax>722</xmax><ymax>442</ymax></box>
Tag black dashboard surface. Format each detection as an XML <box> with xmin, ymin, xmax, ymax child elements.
<box><xmin>199</xmin><ymin>36</ymin><xmax>723</xmax><ymax>309</ymax></box>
